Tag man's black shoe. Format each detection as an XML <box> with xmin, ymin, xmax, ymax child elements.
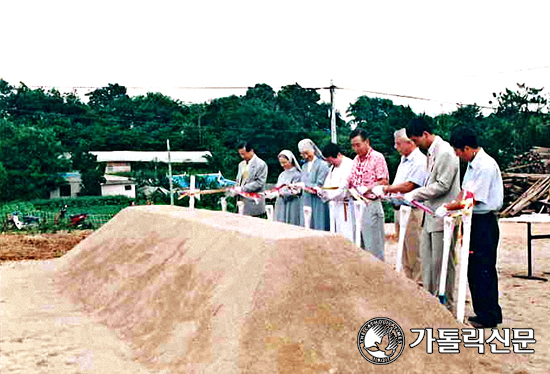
<box><xmin>469</xmin><ymin>320</ymin><xmax>498</xmax><ymax>329</ymax></box>
<box><xmin>468</xmin><ymin>315</ymin><xmax>502</xmax><ymax>325</ymax></box>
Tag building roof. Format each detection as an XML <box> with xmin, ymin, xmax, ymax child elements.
<box><xmin>103</xmin><ymin>174</ymin><xmax>135</xmax><ymax>185</ymax></box>
<box><xmin>139</xmin><ymin>186</ymin><xmax>170</xmax><ymax>197</ymax></box>
<box><xmin>59</xmin><ymin>172</ymin><xmax>82</xmax><ymax>181</ymax></box>
<box><xmin>90</xmin><ymin>151</ymin><xmax>211</xmax><ymax>164</ymax></box>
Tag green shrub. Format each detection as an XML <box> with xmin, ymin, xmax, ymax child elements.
<box><xmin>383</xmin><ymin>201</ymin><xmax>395</xmax><ymax>223</ymax></box>
<box><xmin>29</xmin><ymin>196</ymin><xmax>134</xmax><ymax>211</ymax></box>
<box><xmin>0</xmin><ymin>196</ymin><xmax>132</xmax><ymax>232</ymax></box>
<box><xmin>1</xmin><ymin>201</ymin><xmax>37</xmax><ymax>215</ymax></box>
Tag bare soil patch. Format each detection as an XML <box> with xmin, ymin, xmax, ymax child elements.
<box><xmin>0</xmin><ymin>231</ymin><xmax>91</xmax><ymax>262</ymax></box>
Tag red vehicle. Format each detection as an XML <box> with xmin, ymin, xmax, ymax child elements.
<box><xmin>69</xmin><ymin>213</ymin><xmax>90</xmax><ymax>228</ymax></box>
<box><xmin>56</xmin><ymin>205</ymin><xmax>92</xmax><ymax>229</ymax></box>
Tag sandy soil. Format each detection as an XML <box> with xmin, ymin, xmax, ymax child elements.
<box><xmin>0</xmin><ymin>231</ymin><xmax>91</xmax><ymax>261</ymax></box>
<box><xmin>1</xmin><ymin>217</ymin><xmax>549</xmax><ymax>374</ymax></box>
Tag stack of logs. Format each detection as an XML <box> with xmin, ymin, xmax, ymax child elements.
<box><xmin>500</xmin><ymin>147</ymin><xmax>550</xmax><ymax>217</ymax></box>
<box><xmin>501</xmin><ymin>174</ymin><xmax>550</xmax><ymax>217</ymax></box>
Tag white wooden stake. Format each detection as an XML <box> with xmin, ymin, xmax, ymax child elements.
<box><xmin>329</xmin><ymin>201</ymin><xmax>336</xmax><ymax>233</ymax></box>
<box><xmin>354</xmin><ymin>201</ymin><xmax>364</xmax><ymax>247</ymax></box>
<box><xmin>396</xmin><ymin>205</ymin><xmax>412</xmax><ymax>272</ymax></box>
<box><xmin>237</xmin><ymin>201</ymin><xmax>245</xmax><ymax>215</ymax></box>
<box><xmin>189</xmin><ymin>175</ymin><xmax>196</xmax><ymax>210</ymax></box>
<box><xmin>303</xmin><ymin>206</ymin><xmax>312</xmax><ymax>229</ymax></box>
<box><xmin>266</xmin><ymin>205</ymin><xmax>274</xmax><ymax>222</ymax></box>
<box><xmin>457</xmin><ymin>210</ymin><xmax>473</xmax><ymax>324</ymax></box>
<box><xmin>220</xmin><ymin>197</ymin><xmax>227</xmax><ymax>212</ymax></box>
<box><xmin>167</xmin><ymin>139</ymin><xmax>174</xmax><ymax>205</ymax></box>
<box><xmin>330</xmin><ymin>81</ymin><xmax>337</xmax><ymax>144</ymax></box>
<box><xmin>439</xmin><ymin>215</ymin><xmax>456</xmax><ymax>304</ymax></box>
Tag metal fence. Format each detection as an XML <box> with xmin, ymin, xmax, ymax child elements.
<box><xmin>0</xmin><ymin>210</ymin><xmax>118</xmax><ymax>232</ymax></box>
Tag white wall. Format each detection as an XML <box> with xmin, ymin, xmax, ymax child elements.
<box><xmin>101</xmin><ymin>184</ymin><xmax>136</xmax><ymax>199</ymax></box>
<box><xmin>105</xmin><ymin>162</ymin><xmax>131</xmax><ymax>173</ymax></box>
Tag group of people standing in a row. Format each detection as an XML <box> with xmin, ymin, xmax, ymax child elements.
<box><xmin>235</xmin><ymin>117</ymin><xmax>504</xmax><ymax>328</ymax></box>
<box><xmin>234</xmin><ymin>128</ymin><xmax>388</xmax><ymax>260</ymax></box>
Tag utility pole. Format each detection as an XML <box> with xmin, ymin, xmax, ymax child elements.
<box><xmin>167</xmin><ymin>139</ymin><xmax>174</xmax><ymax>205</ymax></box>
<box><xmin>198</xmin><ymin>107</ymin><xmax>202</xmax><ymax>146</ymax></box>
<box><xmin>197</xmin><ymin>102</ymin><xmax>208</xmax><ymax>146</ymax></box>
<box><xmin>330</xmin><ymin>80</ymin><xmax>337</xmax><ymax>144</ymax></box>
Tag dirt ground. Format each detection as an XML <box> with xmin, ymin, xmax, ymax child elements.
<box><xmin>0</xmin><ymin>231</ymin><xmax>91</xmax><ymax>262</ymax></box>
<box><xmin>1</xmin><ymin>220</ymin><xmax>550</xmax><ymax>373</ymax></box>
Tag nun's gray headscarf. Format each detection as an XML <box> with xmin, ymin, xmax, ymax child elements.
<box><xmin>297</xmin><ymin>138</ymin><xmax>324</xmax><ymax>160</ymax></box>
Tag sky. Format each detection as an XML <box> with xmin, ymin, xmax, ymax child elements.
<box><xmin>1</xmin><ymin>0</ymin><xmax>549</xmax><ymax>119</ymax></box>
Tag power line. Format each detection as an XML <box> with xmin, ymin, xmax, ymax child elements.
<box><xmin>338</xmin><ymin>87</ymin><xmax>496</xmax><ymax>110</ymax></box>
<box><xmin>462</xmin><ymin>65</ymin><xmax>550</xmax><ymax>79</ymax></box>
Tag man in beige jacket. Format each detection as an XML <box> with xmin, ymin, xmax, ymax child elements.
<box><xmin>236</xmin><ymin>141</ymin><xmax>268</xmax><ymax>217</ymax></box>
<box><xmin>405</xmin><ymin>118</ymin><xmax>460</xmax><ymax>310</ymax></box>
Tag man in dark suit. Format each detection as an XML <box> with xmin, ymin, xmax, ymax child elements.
<box><xmin>236</xmin><ymin>141</ymin><xmax>268</xmax><ymax>217</ymax></box>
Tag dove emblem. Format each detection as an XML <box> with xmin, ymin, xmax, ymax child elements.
<box><xmin>357</xmin><ymin>317</ymin><xmax>405</xmax><ymax>365</ymax></box>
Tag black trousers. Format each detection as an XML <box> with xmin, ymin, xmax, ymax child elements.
<box><xmin>468</xmin><ymin>212</ymin><xmax>503</xmax><ymax>324</ymax></box>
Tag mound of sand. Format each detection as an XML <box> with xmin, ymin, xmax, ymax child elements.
<box><xmin>56</xmin><ymin>205</ymin><xmax>503</xmax><ymax>373</ymax></box>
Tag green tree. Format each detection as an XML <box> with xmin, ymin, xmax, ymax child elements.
<box><xmin>490</xmin><ymin>84</ymin><xmax>550</xmax><ymax>153</ymax></box>
<box><xmin>0</xmin><ymin>160</ymin><xmax>7</xmax><ymax>201</ymax></box>
<box><xmin>71</xmin><ymin>151</ymin><xmax>105</xmax><ymax>196</ymax></box>
<box><xmin>86</xmin><ymin>83</ymin><xmax>130</xmax><ymax>110</ymax></box>
<box><xmin>0</xmin><ymin>119</ymin><xmax>70</xmax><ymax>201</ymax></box>
<box><xmin>128</xmin><ymin>92</ymin><xmax>191</xmax><ymax>150</ymax></box>
<box><xmin>199</xmin><ymin>83</ymin><xmax>337</xmax><ymax>182</ymax></box>
<box><xmin>277</xmin><ymin>83</ymin><xmax>332</xmax><ymax>134</ymax></box>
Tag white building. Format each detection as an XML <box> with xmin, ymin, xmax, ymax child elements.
<box><xmin>101</xmin><ymin>175</ymin><xmax>136</xmax><ymax>199</ymax></box>
<box><xmin>89</xmin><ymin>150</ymin><xmax>211</xmax><ymax>199</ymax></box>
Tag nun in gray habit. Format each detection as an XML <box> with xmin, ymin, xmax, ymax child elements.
<box><xmin>298</xmin><ymin>139</ymin><xmax>330</xmax><ymax>231</ymax></box>
<box><xmin>273</xmin><ymin>150</ymin><xmax>304</xmax><ymax>226</ymax></box>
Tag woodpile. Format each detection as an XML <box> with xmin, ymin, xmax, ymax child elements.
<box><xmin>534</xmin><ymin>146</ymin><xmax>550</xmax><ymax>173</ymax></box>
<box><xmin>501</xmin><ymin>173</ymin><xmax>550</xmax><ymax>217</ymax></box>
<box><xmin>500</xmin><ymin>147</ymin><xmax>550</xmax><ymax>217</ymax></box>
<box><xmin>504</xmin><ymin>147</ymin><xmax>550</xmax><ymax>174</ymax></box>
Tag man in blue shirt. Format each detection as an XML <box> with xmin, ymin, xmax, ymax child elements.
<box><xmin>446</xmin><ymin>126</ymin><xmax>503</xmax><ymax>328</ymax></box>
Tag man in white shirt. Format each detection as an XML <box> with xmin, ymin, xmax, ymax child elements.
<box><xmin>379</xmin><ymin>129</ymin><xmax>427</xmax><ymax>283</ymax></box>
<box><xmin>318</xmin><ymin>143</ymin><xmax>355</xmax><ymax>241</ymax></box>
<box><xmin>446</xmin><ymin>126</ymin><xmax>503</xmax><ymax>328</ymax></box>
